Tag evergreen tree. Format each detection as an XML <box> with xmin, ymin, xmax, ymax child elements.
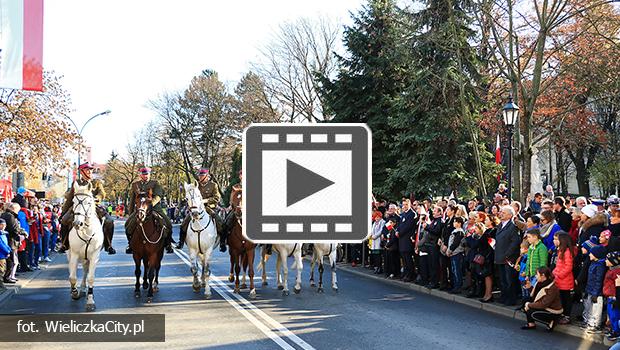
<box><xmin>223</xmin><ymin>145</ymin><xmax>242</xmax><ymax>206</ymax></box>
<box><xmin>320</xmin><ymin>0</ymin><xmax>408</xmax><ymax>198</ymax></box>
<box><xmin>388</xmin><ymin>0</ymin><xmax>492</xmax><ymax>197</ymax></box>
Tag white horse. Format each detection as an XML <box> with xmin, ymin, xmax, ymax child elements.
<box><xmin>67</xmin><ymin>182</ymin><xmax>104</xmax><ymax>311</ymax></box>
<box><xmin>257</xmin><ymin>244</ymin><xmax>303</xmax><ymax>296</ymax></box>
<box><xmin>183</xmin><ymin>182</ymin><xmax>218</xmax><ymax>299</ymax></box>
<box><xmin>309</xmin><ymin>243</ymin><xmax>339</xmax><ymax>293</ymax></box>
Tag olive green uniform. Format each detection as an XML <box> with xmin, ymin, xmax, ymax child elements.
<box><xmin>60</xmin><ymin>178</ymin><xmax>112</xmax><ymax>250</ymax></box>
<box><xmin>125</xmin><ymin>179</ymin><xmax>172</xmax><ymax>245</ymax></box>
<box><xmin>178</xmin><ymin>180</ymin><xmax>224</xmax><ymax>250</ymax></box>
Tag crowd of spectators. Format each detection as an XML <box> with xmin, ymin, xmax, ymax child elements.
<box><xmin>0</xmin><ymin>187</ymin><xmax>61</xmax><ymax>292</ymax></box>
<box><xmin>360</xmin><ymin>187</ymin><xmax>620</xmax><ymax>338</ymax></box>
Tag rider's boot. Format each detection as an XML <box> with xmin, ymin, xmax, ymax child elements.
<box><xmin>176</xmin><ymin>225</ymin><xmax>186</xmax><ymax>249</ymax></box>
<box><xmin>125</xmin><ymin>245</ymin><xmax>133</xmax><ymax>254</ymax></box>
<box><xmin>266</xmin><ymin>244</ymin><xmax>272</xmax><ymax>255</ymax></box>
<box><xmin>219</xmin><ymin>236</ymin><xmax>227</xmax><ymax>253</ymax></box>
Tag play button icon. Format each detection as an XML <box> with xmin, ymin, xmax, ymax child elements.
<box><xmin>287</xmin><ymin>159</ymin><xmax>335</xmax><ymax>207</ymax></box>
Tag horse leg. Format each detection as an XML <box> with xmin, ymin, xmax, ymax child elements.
<box><xmin>330</xmin><ymin>251</ymin><xmax>338</xmax><ymax>292</ymax></box>
<box><xmin>69</xmin><ymin>253</ymin><xmax>80</xmax><ymax>300</ymax></box>
<box><xmin>142</xmin><ymin>258</ymin><xmax>149</xmax><ymax>290</ymax></box>
<box><xmin>241</xmin><ymin>253</ymin><xmax>247</xmax><ymax>290</ymax></box>
<box><xmin>134</xmin><ymin>255</ymin><xmax>141</xmax><ymax>298</ymax></box>
<box><xmin>309</xmin><ymin>251</ymin><xmax>316</xmax><ymax>287</ymax></box>
<box><xmin>294</xmin><ymin>252</ymin><xmax>303</xmax><ymax>294</ymax></box>
<box><xmin>228</xmin><ymin>252</ymin><xmax>235</xmax><ymax>283</ymax></box>
<box><xmin>248</xmin><ymin>248</ymin><xmax>256</xmax><ymax>299</ymax></box>
<box><xmin>85</xmin><ymin>252</ymin><xmax>100</xmax><ymax>311</ymax></box>
<box><xmin>318</xmin><ymin>256</ymin><xmax>325</xmax><ymax>293</ymax></box>
<box><xmin>281</xmin><ymin>254</ymin><xmax>289</xmax><ymax>296</ymax></box>
<box><xmin>202</xmin><ymin>250</ymin><xmax>212</xmax><ymax>299</ymax></box>
<box><xmin>189</xmin><ymin>249</ymin><xmax>200</xmax><ymax>293</ymax></box>
<box><xmin>260</xmin><ymin>246</ymin><xmax>268</xmax><ymax>286</ymax></box>
<box><xmin>80</xmin><ymin>259</ymin><xmax>89</xmax><ymax>296</ymax></box>
<box><xmin>234</xmin><ymin>254</ymin><xmax>241</xmax><ymax>294</ymax></box>
<box><xmin>275</xmin><ymin>253</ymin><xmax>283</xmax><ymax>290</ymax></box>
<box><xmin>153</xmin><ymin>265</ymin><xmax>160</xmax><ymax>293</ymax></box>
<box><xmin>146</xmin><ymin>260</ymin><xmax>156</xmax><ymax>303</ymax></box>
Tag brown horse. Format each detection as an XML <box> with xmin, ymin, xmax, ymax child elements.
<box><xmin>130</xmin><ymin>190</ymin><xmax>165</xmax><ymax>303</ymax></box>
<box><xmin>227</xmin><ymin>187</ymin><xmax>257</xmax><ymax>299</ymax></box>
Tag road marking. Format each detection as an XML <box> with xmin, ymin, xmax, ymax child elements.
<box><xmin>173</xmin><ymin>249</ymin><xmax>315</xmax><ymax>350</ymax></box>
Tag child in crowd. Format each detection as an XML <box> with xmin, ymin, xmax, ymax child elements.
<box><xmin>582</xmin><ymin>245</ymin><xmax>607</xmax><ymax>334</ymax></box>
<box><xmin>447</xmin><ymin>217</ymin><xmax>465</xmax><ymax>294</ymax></box>
<box><xmin>552</xmin><ymin>232</ymin><xmax>575</xmax><ymax>325</ymax></box>
<box><xmin>525</xmin><ymin>229</ymin><xmax>548</xmax><ymax>285</ymax></box>
<box><xmin>604</xmin><ymin>251</ymin><xmax>620</xmax><ymax>340</ymax></box>
<box><xmin>517</xmin><ymin>240</ymin><xmax>530</xmax><ymax>299</ymax></box>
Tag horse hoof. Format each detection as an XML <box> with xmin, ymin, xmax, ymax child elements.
<box><xmin>146</xmin><ymin>297</ymin><xmax>153</xmax><ymax>303</ymax></box>
<box><xmin>134</xmin><ymin>291</ymin><xmax>141</xmax><ymax>298</ymax></box>
<box><xmin>277</xmin><ymin>285</ymin><xmax>284</xmax><ymax>290</ymax></box>
<box><xmin>294</xmin><ymin>287</ymin><xmax>301</xmax><ymax>294</ymax></box>
<box><xmin>143</xmin><ymin>284</ymin><xmax>148</xmax><ymax>290</ymax></box>
<box><xmin>310</xmin><ymin>282</ymin><xmax>316</xmax><ymax>287</ymax></box>
<box><xmin>333</xmin><ymin>286</ymin><xmax>339</xmax><ymax>293</ymax></box>
<box><xmin>282</xmin><ymin>290</ymin><xmax>290</xmax><ymax>297</ymax></box>
<box><xmin>249</xmin><ymin>289</ymin><xmax>257</xmax><ymax>299</ymax></box>
<box><xmin>71</xmin><ymin>290</ymin><xmax>81</xmax><ymax>300</ymax></box>
<box><xmin>240</xmin><ymin>283</ymin><xmax>247</xmax><ymax>289</ymax></box>
<box><xmin>201</xmin><ymin>282</ymin><xmax>206</xmax><ymax>288</ymax></box>
<box><xmin>317</xmin><ymin>287</ymin><xmax>324</xmax><ymax>294</ymax></box>
<box><xmin>153</xmin><ymin>287</ymin><xmax>159</xmax><ymax>293</ymax></box>
<box><xmin>205</xmin><ymin>291</ymin><xmax>212</xmax><ymax>299</ymax></box>
<box><xmin>262</xmin><ymin>281</ymin><xmax>268</xmax><ymax>286</ymax></box>
<box><xmin>86</xmin><ymin>303</ymin><xmax>96</xmax><ymax>312</ymax></box>
<box><xmin>228</xmin><ymin>275</ymin><xmax>234</xmax><ymax>283</ymax></box>
<box><xmin>192</xmin><ymin>285</ymin><xmax>201</xmax><ymax>293</ymax></box>
<box><xmin>234</xmin><ymin>287</ymin><xmax>240</xmax><ymax>294</ymax></box>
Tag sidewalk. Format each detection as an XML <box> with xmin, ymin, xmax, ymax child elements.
<box><xmin>0</xmin><ymin>251</ymin><xmax>64</xmax><ymax>307</ymax></box>
<box><xmin>337</xmin><ymin>262</ymin><xmax>613</xmax><ymax>347</ymax></box>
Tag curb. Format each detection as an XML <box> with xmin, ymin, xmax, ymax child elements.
<box><xmin>336</xmin><ymin>263</ymin><xmax>612</xmax><ymax>346</ymax></box>
<box><xmin>0</xmin><ymin>252</ymin><xmax>63</xmax><ymax>308</ymax></box>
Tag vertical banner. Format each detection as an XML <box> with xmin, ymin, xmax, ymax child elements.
<box><xmin>0</xmin><ymin>0</ymin><xmax>44</xmax><ymax>91</ymax></box>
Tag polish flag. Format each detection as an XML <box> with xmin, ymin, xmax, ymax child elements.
<box><xmin>0</xmin><ymin>0</ymin><xmax>44</xmax><ymax>91</ymax></box>
<box><xmin>495</xmin><ymin>134</ymin><xmax>501</xmax><ymax>181</ymax></box>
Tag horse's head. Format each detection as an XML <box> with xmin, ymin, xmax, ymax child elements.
<box><xmin>231</xmin><ymin>187</ymin><xmax>243</xmax><ymax>224</ymax></box>
<box><xmin>135</xmin><ymin>189</ymin><xmax>153</xmax><ymax>222</ymax></box>
<box><xmin>184</xmin><ymin>182</ymin><xmax>204</xmax><ymax>219</ymax></box>
<box><xmin>72</xmin><ymin>183</ymin><xmax>94</xmax><ymax>229</ymax></box>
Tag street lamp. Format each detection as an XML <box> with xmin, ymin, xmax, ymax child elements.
<box><xmin>68</xmin><ymin>110</ymin><xmax>111</xmax><ymax>181</ymax></box>
<box><xmin>502</xmin><ymin>95</ymin><xmax>519</xmax><ymax>201</ymax></box>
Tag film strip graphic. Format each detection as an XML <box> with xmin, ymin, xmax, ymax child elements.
<box><xmin>244</xmin><ymin>124</ymin><xmax>370</xmax><ymax>243</ymax></box>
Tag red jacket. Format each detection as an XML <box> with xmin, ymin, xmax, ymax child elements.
<box><xmin>28</xmin><ymin>211</ymin><xmax>42</xmax><ymax>244</ymax></box>
<box><xmin>604</xmin><ymin>266</ymin><xmax>620</xmax><ymax>297</ymax></box>
<box><xmin>568</xmin><ymin>219</ymin><xmax>580</xmax><ymax>245</ymax></box>
<box><xmin>552</xmin><ymin>248</ymin><xmax>574</xmax><ymax>291</ymax></box>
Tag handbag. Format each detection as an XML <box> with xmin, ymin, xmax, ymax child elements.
<box><xmin>473</xmin><ymin>254</ymin><xmax>485</xmax><ymax>265</ymax></box>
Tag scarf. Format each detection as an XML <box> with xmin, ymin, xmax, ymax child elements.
<box><xmin>540</xmin><ymin>221</ymin><xmax>555</xmax><ymax>238</ymax></box>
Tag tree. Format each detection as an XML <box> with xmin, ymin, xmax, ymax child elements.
<box><xmin>223</xmin><ymin>145</ymin><xmax>242</xmax><ymax>207</ymax></box>
<box><xmin>254</xmin><ymin>17</ymin><xmax>340</xmax><ymax>122</ymax></box>
<box><xmin>0</xmin><ymin>71</ymin><xmax>77</xmax><ymax>174</ymax></box>
<box><xmin>320</xmin><ymin>0</ymin><xmax>407</xmax><ymax>198</ymax></box>
<box><xmin>388</xmin><ymin>0</ymin><xmax>494</xmax><ymax>198</ymax></box>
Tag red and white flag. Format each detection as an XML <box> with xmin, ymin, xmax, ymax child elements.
<box><xmin>0</xmin><ymin>0</ymin><xmax>44</xmax><ymax>91</ymax></box>
<box><xmin>495</xmin><ymin>134</ymin><xmax>501</xmax><ymax>181</ymax></box>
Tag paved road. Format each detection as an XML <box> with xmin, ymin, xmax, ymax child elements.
<box><xmin>0</xmin><ymin>221</ymin><xmax>607</xmax><ymax>350</ymax></box>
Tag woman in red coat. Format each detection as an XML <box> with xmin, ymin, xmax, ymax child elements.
<box><xmin>552</xmin><ymin>232</ymin><xmax>574</xmax><ymax>324</ymax></box>
<box><xmin>27</xmin><ymin>205</ymin><xmax>43</xmax><ymax>270</ymax></box>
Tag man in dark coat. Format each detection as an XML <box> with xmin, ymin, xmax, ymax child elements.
<box><xmin>426</xmin><ymin>206</ymin><xmax>444</xmax><ymax>289</ymax></box>
<box><xmin>439</xmin><ymin>206</ymin><xmax>452</xmax><ymax>290</ymax></box>
<box><xmin>1</xmin><ymin>203</ymin><xmax>27</xmax><ymax>283</ymax></box>
<box><xmin>11</xmin><ymin>187</ymin><xmax>27</xmax><ymax>209</ymax></box>
<box><xmin>396</xmin><ymin>199</ymin><xmax>417</xmax><ymax>282</ymax></box>
<box><xmin>494</xmin><ymin>206</ymin><xmax>522</xmax><ymax>306</ymax></box>
<box><xmin>553</xmin><ymin>196</ymin><xmax>572</xmax><ymax>232</ymax></box>
<box><xmin>383</xmin><ymin>204</ymin><xmax>401</xmax><ymax>278</ymax></box>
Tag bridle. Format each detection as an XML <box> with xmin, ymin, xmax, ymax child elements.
<box><xmin>135</xmin><ymin>195</ymin><xmax>165</xmax><ymax>245</ymax></box>
<box><xmin>72</xmin><ymin>192</ymin><xmax>96</xmax><ymax>260</ymax></box>
<box><xmin>188</xmin><ymin>190</ymin><xmax>212</xmax><ymax>254</ymax></box>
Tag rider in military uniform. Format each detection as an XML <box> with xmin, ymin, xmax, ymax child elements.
<box><xmin>124</xmin><ymin>167</ymin><xmax>174</xmax><ymax>254</ymax></box>
<box><xmin>176</xmin><ymin>168</ymin><xmax>226</xmax><ymax>252</ymax></box>
<box><xmin>59</xmin><ymin>163</ymin><xmax>116</xmax><ymax>254</ymax></box>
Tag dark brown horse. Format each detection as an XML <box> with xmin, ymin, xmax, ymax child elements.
<box><xmin>227</xmin><ymin>187</ymin><xmax>257</xmax><ymax>298</ymax></box>
<box><xmin>130</xmin><ymin>190</ymin><xmax>165</xmax><ymax>303</ymax></box>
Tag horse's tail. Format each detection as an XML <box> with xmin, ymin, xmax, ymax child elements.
<box><xmin>256</xmin><ymin>246</ymin><xmax>268</xmax><ymax>272</ymax></box>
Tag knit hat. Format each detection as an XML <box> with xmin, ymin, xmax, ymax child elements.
<box><xmin>607</xmin><ymin>251</ymin><xmax>620</xmax><ymax>267</ymax></box>
<box><xmin>591</xmin><ymin>245</ymin><xmax>607</xmax><ymax>260</ymax></box>
<box><xmin>17</xmin><ymin>186</ymin><xmax>26</xmax><ymax>195</ymax></box>
<box><xmin>582</xmin><ymin>237</ymin><xmax>599</xmax><ymax>253</ymax></box>
<box><xmin>582</xmin><ymin>204</ymin><xmax>598</xmax><ymax>218</ymax></box>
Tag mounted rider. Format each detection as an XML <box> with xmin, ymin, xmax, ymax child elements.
<box><xmin>124</xmin><ymin>167</ymin><xmax>174</xmax><ymax>254</ymax></box>
<box><xmin>59</xmin><ymin>163</ymin><xmax>115</xmax><ymax>254</ymax></box>
<box><xmin>176</xmin><ymin>168</ymin><xmax>226</xmax><ymax>252</ymax></box>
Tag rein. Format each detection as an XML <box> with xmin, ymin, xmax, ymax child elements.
<box><xmin>288</xmin><ymin>243</ymin><xmax>298</xmax><ymax>258</ymax></box>
<box><xmin>189</xmin><ymin>205</ymin><xmax>211</xmax><ymax>255</ymax></box>
<box><xmin>72</xmin><ymin>193</ymin><xmax>97</xmax><ymax>260</ymax></box>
